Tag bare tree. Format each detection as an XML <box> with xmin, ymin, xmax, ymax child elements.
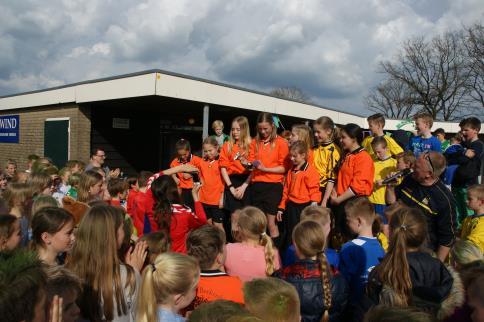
<box><xmin>366</xmin><ymin>78</ymin><xmax>415</xmax><ymax>119</ymax></box>
<box><xmin>270</xmin><ymin>86</ymin><xmax>312</xmax><ymax>103</ymax></box>
<box><xmin>463</xmin><ymin>23</ymin><xmax>484</xmax><ymax>107</ymax></box>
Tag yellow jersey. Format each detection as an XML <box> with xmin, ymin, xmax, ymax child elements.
<box><xmin>313</xmin><ymin>142</ymin><xmax>342</xmax><ymax>188</ymax></box>
<box><xmin>369</xmin><ymin>157</ymin><xmax>397</xmax><ymax>205</ymax></box>
<box><xmin>362</xmin><ymin>134</ymin><xmax>403</xmax><ymax>160</ymax></box>
<box><xmin>461</xmin><ymin>214</ymin><xmax>484</xmax><ymax>253</ymax></box>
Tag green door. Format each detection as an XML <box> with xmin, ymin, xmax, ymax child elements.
<box><xmin>44</xmin><ymin>119</ymin><xmax>69</xmax><ymax>168</ymax></box>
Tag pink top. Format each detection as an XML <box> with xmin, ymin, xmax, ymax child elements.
<box><xmin>224</xmin><ymin>243</ymin><xmax>281</xmax><ymax>282</ymax></box>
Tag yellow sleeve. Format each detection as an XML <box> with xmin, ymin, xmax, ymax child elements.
<box><xmin>362</xmin><ymin>136</ymin><xmax>374</xmax><ymax>158</ymax></box>
<box><xmin>377</xmin><ymin>232</ymin><xmax>388</xmax><ymax>252</ymax></box>
<box><xmin>385</xmin><ymin>135</ymin><xmax>404</xmax><ymax>157</ymax></box>
<box><xmin>463</xmin><ymin>217</ymin><xmax>484</xmax><ymax>253</ymax></box>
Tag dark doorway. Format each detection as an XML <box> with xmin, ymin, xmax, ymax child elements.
<box><xmin>44</xmin><ymin>118</ymin><xmax>69</xmax><ymax>168</ymax></box>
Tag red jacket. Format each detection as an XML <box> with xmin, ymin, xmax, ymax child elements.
<box><xmin>169</xmin><ymin>203</ymin><xmax>207</xmax><ymax>253</ymax></box>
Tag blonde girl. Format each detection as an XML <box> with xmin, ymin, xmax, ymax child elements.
<box><xmin>0</xmin><ymin>214</ymin><xmax>22</xmax><ymax>251</ymax></box>
<box><xmin>31</xmin><ymin>207</ymin><xmax>75</xmax><ymax>266</ymax></box>
<box><xmin>246</xmin><ymin>112</ymin><xmax>290</xmax><ymax>240</ymax></box>
<box><xmin>224</xmin><ymin>206</ymin><xmax>281</xmax><ymax>282</ymax></box>
<box><xmin>77</xmin><ymin>170</ymin><xmax>103</xmax><ymax>203</ymax></box>
<box><xmin>66</xmin><ymin>204</ymin><xmax>147</xmax><ymax>322</ymax></box>
<box><xmin>136</xmin><ymin>252</ymin><xmax>200</xmax><ymax>322</ymax></box>
<box><xmin>2</xmin><ymin>183</ymin><xmax>33</xmax><ymax>247</ymax></box>
<box><xmin>367</xmin><ymin>207</ymin><xmax>463</xmax><ymax>319</ymax></box>
<box><xmin>290</xmin><ymin>124</ymin><xmax>314</xmax><ymax>164</ymax></box>
<box><xmin>275</xmin><ymin>220</ymin><xmax>348</xmax><ymax>322</ymax></box>
<box><xmin>220</xmin><ymin>116</ymin><xmax>252</xmax><ymax>212</ymax></box>
<box><xmin>312</xmin><ymin>117</ymin><xmax>341</xmax><ymax>207</ymax></box>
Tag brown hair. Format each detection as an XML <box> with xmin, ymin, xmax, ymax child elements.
<box><xmin>31</xmin><ymin>207</ymin><xmax>74</xmax><ymax>250</ymax></box>
<box><xmin>300</xmin><ymin>205</ymin><xmax>332</xmax><ymax>227</ymax></box>
<box><xmin>31</xmin><ymin>195</ymin><xmax>58</xmax><ymax>217</ymax></box>
<box><xmin>371</xmin><ymin>136</ymin><xmax>388</xmax><ymax>149</ymax></box>
<box><xmin>187</xmin><ymin>225</ymin><xmax>226</xmax><ymax>270</ymax></box>
<box><xmin>203</xmin><ymin>136</ymin><xmax>219</xmax><ymax>149</ymax></box>
<box><xmin>313</xmin><ymin>116</ymin><xmax>337</xmax><ymax>141</ymax></box>
<box><xmin>243</xmin><ymin>277</ymin><xmax>300</xmax><ymax>322</ymax></box>
<box><xmin>367</xmin><ymin>113</ymin><xmax>386</xmax><ymax>127</ymax></box>
<box><xmin>0</xmin><ymin>214</ymin><xmax>18</xmax><ymax>250</ymax></box>
<box><xmin>237</xmin><ymin>207</ymin><xmax>277</xmax><ymax>275</ymax></box>
<box><xmin>293</xmin><ymin>220</ymin><xmax>331</xmax><ymax>321</ymax></box>
<box><xmin>228</xmin><ymin>116</ymin><xmax>251</xmax><ymax>154</ymax></box>
<box><xmin>45</xmin><ymin>265</ymin><xmax>82</xmax><ymax>300</ymax></box>
<box><xmin>344</xmin><ymin>197</ymin><xmax>376</xmax><ymax>223</ymax></box>
<box><xmin>137</xmin><ymin>171</ymin><xmax>154</xmax><ymax>188</ymax></box>
<box><xmin>107</xmin><ymin>178</ymin><xmax>129</xmax><ymax>197</ymax></box>
<box><xmin>373</xmin><ymin>207</ymin><xmax>427</xmax><ymax>306</ymax></box>
<box><xmin>255</xmin><ymin>112</ymin><xmax>277</xmax><ymax>152</ymax></box>
<box><xmin>290</xmin><ymin>140</ymin><xmax>309</xmax><ymax>158</ymax></box>
<box><xmin>396</xmin><ymin>151</ymin><xmax>416</xmax><ymax>168</ymax></box>
<box><xmin>2</xmin><ymin>183</ymin><xmax>33</xmax><ymax>217</ymax></box>
<box><xmin>77</xmin><ymin>171</ymin><xmax>103</xmax><ymax>203</ymax></box>
<box><xmin>413</xmin><ymin>113</ymin><xmax>434</xmax><ymax>128</ymax></box>
<box><xmin>292</xmin><ymin>124</ymin><xmax>313</xmax><ymax>151</ymax></box>
<box><xmin>27</xmin><ymin>172</ymin><xmax>52</xmax><ymax>196</ymax></box>
<box><xmin>139</xmin><ymin>231</ymin><xmax>171</xmax><ymax>264</ymax></box>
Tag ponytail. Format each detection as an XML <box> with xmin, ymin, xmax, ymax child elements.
<box><xmin>317</xmin><ymin>252</ymin><xmax>331</xmax><ymax>322</ymax></box>
<box><xmin>136</xmin><ymin>266</ymin><xmax>157</xmax><ymax>322</ymax></box>
<box><xmin>260</xmin><ymin>233</ymin><xmax>276</xmax><ymax>276</ymax></box>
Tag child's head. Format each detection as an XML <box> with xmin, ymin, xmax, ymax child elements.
<box><xmin>374</xmin><ymin>207</ymin><xmax>427</xmax><ymax>306</ymax></box>
<box><xmin>151</xmin><ymin>175</ymin><xmax>182</xmax><ymax>232</ymax></box>
<box><xmin>67</xmin><ymin>173</ymin><xmax>81</xmax><ymax>189</ymax></box>
<box><xmin>137</xmin><ymin>252</ymin><xmax>200</xmax><ymax>322</ymax></box>
<box><xmin>450</xmin><ymin>134</ymin><xmax>463</xmax><ymax>145</ymax></box>
<box><xmin>459</xmin><ymin>117</ymin><xmax>481</xmax><ymax>142</ymax></box>
<box><xmin>139</xmin><ymin>231</ymin><xmax>171</xmax><ymax>264</ymax></box>
<box><xmin>300</xmin><ymin>205</ymin><xmax>331</xmax><ymax>238</ymax></box>
<box><xmin>289</xmin><ymin>141</ymin><xmax>308</xmax><ymax>166</ymax></box>
<box><xmin>31</xmin><ymin>207</ymin><xmax>75</xmax><ymax>254</ymax></box>
<box><xmin>0</xmin><ymin>250</ymin><xmax>49</xmax><ymax>322</ymax></box>
<box><xmin>371</xmin><ymin>136</ymin><xmax>389</xmax><ymax>161</ymax></box>
<box><xmin>31</xmin><ymin>157</ymin><xmax>52</xmax><ymax>174</ymax></box>
<box><xmin>413</xmin><ymin>113</ymin><xmax>433</xmax><ymax>134</ymax></box>
<box><xmin>27</xmin><ymin>154</ymin><xmax>40</xmax><ymax>169</ymax></box>
<box><xmin>293</xmin><ymin>220</ymin><xmax>332</xmax><ymax>318</ymax></box>
<box><xmin>58</xmin><ymin>167</ymin><xmax>72</xmax><ymax>183</ymax></box>
<box><xmin>344</xmin><ymin>197</ymin><xmax>375</xmax><ymax>235</ymax></box>
<box><xmin>363</xmin><ymin>305</ymin><xmax>434</xmax><ymax>322</ymax></box>
<box><xmin>255</xmin><ymin>112</ymin><xmax>276</xmax><ymax>141</ymax></box>
<box><xmin>65</xmin><ymin>160</ymin><xmax>85</xmax><ymax>174</ymax></box>
<box><xmin>77</xmin><ymin>170</ymin><xmax>103</xmax><ymax>203</ymax></box>
<box><xmin>243</xmin><ymin>277</ymin><xmax>300</xmax><ymax>322</ymax></box>
<box><xmin>12</xmin><ymin>171</ymin><xmax>29</xmax><ymax>183</ymax></box>
<box><xmin>5</xmin><ymin>159</ymin><xmax>17</xmax><ymax>176</ymax></box>
<box><xmin>450</xmin><ymin>240</ymin><xmax>483</xmax><ymax>270</ymax></box>
<box><xmin>45</xmin><ymin>266</ymin><xmax>82</xmax><ymax>322</ymax></box>
<box><xmin>2</xmin><ymin>182</ymin><xmax>33</xmax><ymax>212</ymax></box>
<box><xmin>340</xmin><ymin>123</ymin><xmax>364</xmax><ymax>150</ymax></box>
<box><xmin>467</xmin><ymin>184</ymin><xmax>484</xmax><ymax>213</ymax></box>
<box><xmin>433</xmin><ymin>128</ymin><xmax>446</xmax><ymax>142</ymax></box>
<box><xmin>290</xmin><ymin>124</ymin><xmax>313</xmax><ymax>149</ymax></box>
<box><xmin>0</xmin><ymin>214</ymin><xmax>21</xmax><ymax>251</ymax></box>
<box><xmin>202</xmin><ymin>136</ymin><xmax>219</xmax><ymax>160</ymax></box>
<box><xmin>107</xmin><ymin>178</ymin><xmax>129</xmax><ymax>200</ymax></box>
<box><xmin>137</xmin><ymin>171</ymin><xmax>154</xmax><ymax>189</ymax></box>
<box><xmin>367</xmin><ymin>113</ymin><xmax>386</xmax><ymax>135</ymax></box>
<box><xmin>187</xmin><ymin>225</ymin><xmax>226</xmax><ymax>270</ymax></box>
<box><xmin>313</xmin><ymin>116</ymin><xmax>335</xmax><ymax>143</ymax></box>
<box><xmin>176</xmin><ymin>139</ymin><xmax>192</xmax><ymax>161</ymax></box>
<box><xmin>212</xmin><ymin>120</ymin><xmax>225</xmax><ymax>136</ymax></box>
<box><xmin>28</xmin><ymin>172</ymin><xmax>54</xmax><ymax>196</ymax></box>
<box><xmin>231</xmin><ymin>116</ymin><xmax>251</xmax><ymax>145</ymax></box>
<box><xmin>31</xmin><ymin>195</ymin><xmax>59</xmax><ymax>217</ymax></box>
<box><xmin>396</xmin><ymin>151</ymin><xmax>416</xmax><ymax>170</ymax></box>
<box><xmin>237</xmin><ymin>206</ymin><xmax>276</xmax><ymax>275</ymax></box>
<box><xmin>127</xmin><ymin>176</ymin><xmax>138</xmax><ymax>191</ymax></box>
<box><xmin>188</xmin><ymin>300</ymin><xmax>255</xmax><ymax>322</ymax></box>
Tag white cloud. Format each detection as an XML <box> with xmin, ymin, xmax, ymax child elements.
<box><xmin>0</xmin><ymin>0</ymin><xmax>482</xmax><ymax>115</ymax></box>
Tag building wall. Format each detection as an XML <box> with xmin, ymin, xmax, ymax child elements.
<box><xmin>0</xmin><ymin>104</ymin><xmax>91</xmax><ymax>171</ymax></box>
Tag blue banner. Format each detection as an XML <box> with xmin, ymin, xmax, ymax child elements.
<box><xmin>0</xmin><ymin>115</ymin><xmax>19</xmax><ymax>143</ymax></box>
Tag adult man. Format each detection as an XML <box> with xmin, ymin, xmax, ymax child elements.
<box><xmin>386</xmin><ymin>151</ymin><xmax>457</xmax><ymax>262</ymax></box>
<box><xmin>84</xmin><ymin>147</ymin><xmax>120</xmax><ymax>178</ymax></box>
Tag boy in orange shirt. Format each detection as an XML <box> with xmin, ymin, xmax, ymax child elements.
<box><xmin>186</xmin><ymin>225</ymin><xmax>244</xmax><ymax>309</ymax></box>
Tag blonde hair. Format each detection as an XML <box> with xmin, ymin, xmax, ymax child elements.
<box><xmin>137</xmin><ymin>252</ymin><xmax>200</xmax><ymax>322</ymax></box>
<box><xmin>451</xmin><ymin>240</ymin><xmax>483</xmax><ymax>267</ymax></box>
<box><xmin>229</xmin><ymin>116</ymin><xmax>251</xmax><ymax>154</ymax></box>
<box><xmin>301</xmin><ymin>205</ymin><xmax>331</xmax><ymax>227</ymax></box>
<box><xmin>243</xmin><ymin>277</ymin><xmax>300</xmax><ymax>322</ymax></box>
<box><xmin>212</xmin><ymin>120</ymin><xmax>224</xmax><ymax>129</ymax></box>
<box><xmin>344</xmin><ymin>197</ymin><xmax>376</xmax><ymax>224</ymax></box>
<box><xmin>77</xmin><ymin>170</ymin><xmax>103</xmax><ymax>203</ymax></box>
<box><xmin>31</xmin><ymin>195</ymin><xmax>58</xmax><ymax>217</ymax></box>
<box><xmin>292</xmin><ymin>124</ymin><xmax>313</xmax><ymax>151</ymax></box>
<box><xmin>413</xmin><ymin>112</ymin><xmax>434</xmax><ymax>128</ymax></box>
<box><xmin>396</xmin><ymin>151</ymin><xmax>416</xmax><ymax>168</ymax></box>
<box><xmin>468</xmin><ymin>184</ymin><xmax>484</xmax><ymax>200</ymax></box>
<box><xmin>66</xmin><ymin>205</ymin><xmax>136</xmax><ymax>321</ymax></box>
<box><xmin>313</xmin><ymin>116</ymin><xmax>336</xmax><ymax>142</ymax></box>
<box><xmin>293</xmin><ymin>220</ymin><xmax>331</xmax><ymax>322</ymax></box>
<box><xmin>237</xmin><ymin>206</ymin><xmax>277</xmax><ymax>275</ymax></box>
<box><xmin>255</xmin><ymin>112</ymin><xmax>277</xmax><ymax>152</ymax></box>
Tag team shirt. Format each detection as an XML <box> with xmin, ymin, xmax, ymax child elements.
<box><xmin>336</xmin><ymin>147</ymin><xmax>374</xmax><ymax>196</ymax></box>
<box><xmin>312</xmin><ymin>141</ymin><xmax>341</xmax><ymax>188</ymax></box>
<box><xmin>170</xmin><ymin>154</ymin><xmax>203</xmax><ymax>189</ymax></box>
<box><xmin>168</xmin><ymin>203</ymin><xmax>207</xmax><ymax>253</ymax></box>
<box><xmin>362</xmin><ymin>134</ymin><xmax>403</xmax><ymax>160</ymax></box>
<box><xmin>278</xmin><ymin>162</ymin><xmax>321</xmax><ymax>209</ymax></box>
<box><xmin>368</xmin><ymin>157</ymin><xmax>398</xmax><ymax>205</ymax></box>
<box><xmin>191</xmin><ymin>270</ymin><xmax>244</xmax><ymax>309</ymax></box>
<box><xmin>219</xmin><ymin>141</ymin><xmax>250</xmax><ymax>176</ymax></box>
<box><xmin>193</xmin><ymin>157</ymin><xmax>224</xmax><ymax>206</ymax></box>
<box><xmin>461</xmin><ymin>214</ymin><xmax>484</xmax><ymax>252</ymax></box>
<box><xmin>407</xmin><ymin>135</ymin><xmax>442</xmax><ymax>157</ymax></box>
<box><xmin>248</xmin><ymin>136</ymin><xmax>290</xmax><ymax>183</ymax></box>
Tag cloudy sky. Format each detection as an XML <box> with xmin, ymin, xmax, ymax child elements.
<box><xmin>0</xmin><ymin>0</ymin><xmax>482</xmax><ymax>115</ymax></box>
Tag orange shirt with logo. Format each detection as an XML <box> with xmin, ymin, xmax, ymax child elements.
<box><xmin>170</xmin><ymin>154</ymin><xmax>202</xmax><ymax>190</ymax></box>
<box><xmin>219</xmin><ymin>141</ymin><xmax>250</xmax><ymax>176</ymax></box>
<box><xmin>248</xmin><ymin>136</ymin><xmax>290</xmax><ymax>183</ymax></box>
<box><xmin>193</xmin><ymin>157</ymin><xmax>224</xmax><ymax>206</ymax></box>
<box><xmin>279</xmin><ymin>162</ymin><xmax>321</xmax><ymax>209</ymax></box>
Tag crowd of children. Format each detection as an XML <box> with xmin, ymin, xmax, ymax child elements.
<box><xmin>0</xmin><ymin>112</ymin><xmax>483</xmax><ymax>322</ymax></box>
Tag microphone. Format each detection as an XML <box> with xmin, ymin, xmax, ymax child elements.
<box><xmin>382</xmin><ymin>168</ymin><xmax>413</xmax><ymax>185</ymax></box>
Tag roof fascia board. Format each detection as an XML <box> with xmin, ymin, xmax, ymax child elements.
<box><xmin>0</xmin><ymin>87</ymin><xmax>75</xmax><ymax>111</ymax></box>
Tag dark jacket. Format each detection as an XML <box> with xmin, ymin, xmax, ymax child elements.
<box><xmin>366</xmin><ymin>252</ymin><xmax>464</xmax><ymax>320</ymax></box>
<box><xmin>274</xmin><ymin>259</ymin><xmax>349</xmax><ymax>322</ymax></box>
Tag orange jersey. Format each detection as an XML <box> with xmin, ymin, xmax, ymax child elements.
<box><xmin>248</xmin><ymin>136</ymin><xmax>290</xmax><ymax>183</ymax></box>
<box><xmin>219</xmin><ymin>141</ymin><xmax>250</xmax><ymax>176</ymax></box>
<box><xmin>194</xmin><ymin>157</ymin><xmax>224</xmax><ymax>206</ymax></box>
<box><xmin>279</xmin><ymin>162</ymin><xmax>321</xmax><ymax>209</ymax></box>
<box><xmin>191</xmin><ymin>271</ymin><xmax>244</xmax><ymax>309</ymax></box>
<box><xmin>170</xmin><ymin>154</ymin><xmax>203</xmax><ymax>189</ymax></box>
<box><xmin>337</xmin><ymin>147</ymin><xmax>374</xmax><ymax>196</ymax></box>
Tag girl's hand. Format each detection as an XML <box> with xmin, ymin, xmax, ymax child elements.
<box><xmin>234</xmin><ymin>185</ymin><xmax>246</xmax><ymax>200</ymax></box>
<box><xmin>49</xmin><ymin>295</ymin><xmax>63</xmax><ymax>322</ymax></box>
<box><xmin>276</xmin><ymin>210</ymin><xmax>283</xmax><ymax>222</ymax></box>
<box><xmin>180</xmin><ymin>164</ymin><xmax>198</xmax><ymax>173</ymax></box>
<box><xmin>125</xmin><ymin>241</ymin><xmax>148</xmax><ymax>272</ymax></box>
<box><xmin>192</xmin><ymin>183</ymin><xmax>202</xmax><ymax>202</ymax></box>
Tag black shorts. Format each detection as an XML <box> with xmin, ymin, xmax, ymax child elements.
<box><xmin>281</xmin><ymin>201</ymin><xmax>311</xmax><ymax>252</ymax></box>
<box><xmin>202</xmin><ymin>204</ymin><xmax>225</xmax><ymax>223</ymax></box>
<box><xmin>250</xmin><ymin>182</ymin><xmax>283</xmax><ymax>215</ymax></box>
<box><xmin>224</xmin><ymin>174</ymin><xmax>251</xmax><ymax>212</ymax></box>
